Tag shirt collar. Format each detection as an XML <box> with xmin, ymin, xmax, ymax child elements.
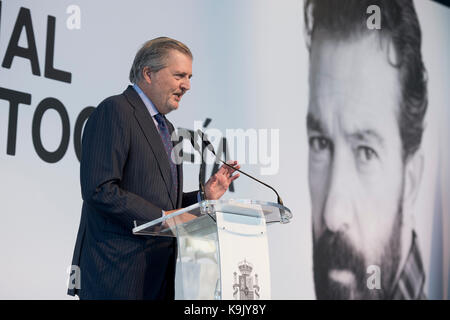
<box><xmin>389</xmin><ymin>231</ymin><xmax>427</xmax><ymax>299</ymax></box>
<box><xmin>132</xmin><ymin>83</ymin><xmax>159</xmax><ymax>117</ymax></box>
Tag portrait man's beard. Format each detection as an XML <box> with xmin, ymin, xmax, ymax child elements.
<box><xmin>313</xmin><ymin>206</ymin><xmax>402</xmax><ymax>300</ymax></box>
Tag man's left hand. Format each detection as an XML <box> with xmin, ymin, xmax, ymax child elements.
<box><xmin>204</xmin><ymin>160</ymin><xmax>240</xmax><ymax>200</ymax></box>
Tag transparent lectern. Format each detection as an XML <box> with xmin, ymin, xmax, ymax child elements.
<box><xmin>132</xmin><ymin>199</ymin><xmax>292</xmax><ymax>300</ymax></box>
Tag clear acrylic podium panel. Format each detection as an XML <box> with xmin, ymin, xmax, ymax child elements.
<box><xmin>132</xmin><ymin>199</ymin><xmax>292</xmax><ymax>299</ymax></box>
<box><xmin>132</xmin><ymin>199</ymin><xmax>292</xmax><ymax>237</ymax></box>
<box><xmin>175</xmin><ymin>228</ymin><xmax>221</xmax><ymax>299</ymax></box>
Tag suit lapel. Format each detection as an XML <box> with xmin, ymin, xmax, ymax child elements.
<box><xmin>123</xmin><ymin>86</ymin><xmax>177</xmax><ymax>208</ymax></box>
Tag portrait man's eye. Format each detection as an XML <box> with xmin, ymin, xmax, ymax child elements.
<box><xmin>355</xmin><ymin>146</ymin><xmax>378</xmax><ymax>164</ymax></box>
<box><xmin>309</xmin><ymin>136</ymin><xmax>331</xmax><ymax>153</ymax></box>
<box><xmin>309</xmin><ymin>136</ymin><xmax>332</xmax><ymax>164</ymax></box>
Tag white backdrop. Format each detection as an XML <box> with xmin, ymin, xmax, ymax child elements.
<box><xmin>0</xmin><ymin>0</ymin><xmax>448</xmax><ymax>299</ymax></box>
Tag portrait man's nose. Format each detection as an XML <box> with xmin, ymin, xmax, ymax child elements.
<box><xmin>320</xmin><ymin>152</ymin><xmax>355</xmax><ymax>235</ymax></box>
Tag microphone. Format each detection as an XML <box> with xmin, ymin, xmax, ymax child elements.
<box><xmin>195</xmin><ymin>129</ymin><xmax>285</xmax><ymax>206</ymax></box>
<box><xmin>189</xmin><ymin>130</ymin><xmax>207</xmax><ymax>200</ymax></box>
<box><xmin>196</xmin><ymin>129</ymin><xmax>215</xmax><ymax>155</ymax></box>
<box><xmin>189</xmin><ymin>130</ymin><xmax>201</xmax><ymax>153</ymax></box>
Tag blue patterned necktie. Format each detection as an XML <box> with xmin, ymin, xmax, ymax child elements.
<box><xmin>154</xmin><ymin>113</ymin><xmax>178</xmax><ymax>197</ymax></box>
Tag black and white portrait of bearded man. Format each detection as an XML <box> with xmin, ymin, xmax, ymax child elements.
<box><xmin>305</xmin><ymin>0</ymin><xmax>428</xmax><ymax>299</ymax></box>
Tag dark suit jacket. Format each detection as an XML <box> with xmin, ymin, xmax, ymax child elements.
<box><xmin>68</xmin><ymin>85</ymin><xmax>198</xmax><ymax>299</ymax></box>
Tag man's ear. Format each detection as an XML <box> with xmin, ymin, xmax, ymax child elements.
<box><xmin>402</xmin><ymin>151</ymin><xmax>424</xmax><ymax>224</ymax></box>
<box><xmin>142</xmin><ymin>66</ymin><xmax>152</xmax><ymax>84</ymax></box>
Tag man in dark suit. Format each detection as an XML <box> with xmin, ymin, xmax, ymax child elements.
<box><xmin>67</xmin><ymin>37</ymin><xmax>240</xmax><ymax>299</ymax></box>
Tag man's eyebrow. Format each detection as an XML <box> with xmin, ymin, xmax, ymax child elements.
<box><xmin>307</xmin><ymin>113</ymin><xmax>385</xmax><ymax>145</ymax></box>
<box><xmin>174</xmin><ymin>71</ymin><xmax>192</xmax><ymax>78</ymax></box>
<box><xmin>347</xmin><ymin>129</ymin><xmax>385</xmax><ymax>146</ymax></box>
<box><xmin>307</xmin><ymin>113</ymin><xmax>323</xmax><ymax>132</ymax></box>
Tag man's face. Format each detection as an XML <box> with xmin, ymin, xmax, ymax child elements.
<box><xmin>307</xmin><ymin>32</ymin><xmax>404</xmax><ymax>299</ymax></box>
<box><xmin>147</xmin><ymin>49</ymin><xmax>192</xmax><ymax>115</ymax></box>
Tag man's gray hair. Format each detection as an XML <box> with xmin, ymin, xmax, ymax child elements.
<box><xmin>129</xmin><ymin>37</ymin><xmax>193</xmax><ymax>83</ymax></box>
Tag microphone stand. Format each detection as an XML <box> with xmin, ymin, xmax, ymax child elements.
<box><xmin>196</xmin><ymin>129</ymin><xmax>285</xmax><ymax>207</ymax></box>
